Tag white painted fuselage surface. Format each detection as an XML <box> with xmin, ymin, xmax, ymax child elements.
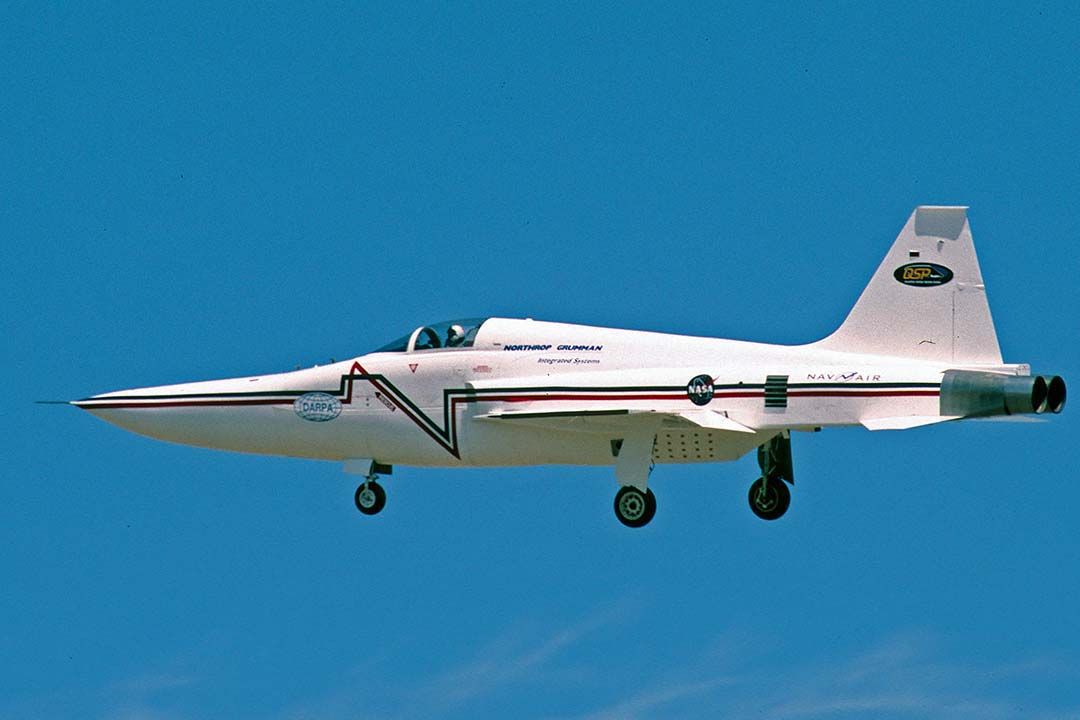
<box><xmin>72</xmin><ymin>207</ymin><xmax>1066</xmax><ymax>525</ymax></box>
<box><xmin>73</xmin><ymin>317</ymin><xmax>1017</xmax><ymax>468</ymax></box>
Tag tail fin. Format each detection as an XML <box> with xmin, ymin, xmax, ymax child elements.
<box><xmin>815</xmin><ymin>206</ymin><xmax>1002</xmax><ymax>364</ymax></box>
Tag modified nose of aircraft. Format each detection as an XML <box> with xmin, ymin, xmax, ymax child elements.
<box><xmin>72</xmin><ymin>391</ymin><xmax>205</xmax><ymax>445</ymax></box>
<box><xmin>69</xmin><ymin>378</ymin><xmax>279</xmax><ymax>452</ymax></box>
<box><xmin>69</xmin><ymin>366</ymin><xmax>361</xmax><ymax>459</ymax></box>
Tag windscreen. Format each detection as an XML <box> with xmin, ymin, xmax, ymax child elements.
<box><xmin>372</xmin><ymin>318</ymin><xmax>489</xmax><ymax>353</ymax></box>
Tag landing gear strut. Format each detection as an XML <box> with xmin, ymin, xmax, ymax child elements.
<box><xmin>611</xmin><ymin>423</ymin><xmax>660</xmax><ymax>528</ymax></box>
<box><xmin>749</xmin><ymin>432</ymin><xmax>793</xmax><ymax>521</ymax></box>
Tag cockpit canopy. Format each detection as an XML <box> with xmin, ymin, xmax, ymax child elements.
<box><xmin>373</xmin><ymin>318</ymin><xmax>489</xmax><ymax>353</ymax></box>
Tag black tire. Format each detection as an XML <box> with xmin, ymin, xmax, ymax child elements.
<box><xmin>748</xmin><ymin>476</ymin><xmax>790</xmax><ymax>521</ymax></box>
<box><xmin>354</xmin><ymin>480</ymin><xmax>386</xmax><ymax>515</ymax></box>
<box><xmin>614</xmin><ymin>486</ymin><xmax>656</xmax><ymax>528</ymax></box>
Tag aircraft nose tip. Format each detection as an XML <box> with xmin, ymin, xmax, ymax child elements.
<box><xmin>72</xmin><ymin>395</ymin><xmax>119</xmax><ymax>422</ymax></box>
<box><xmin>70</xmin><ymin>391</ymin><xmax>186</xmax><ymax>442</ymax></box>
<box><xmin>72</xmin><ymin>394</ymin><xmax>119</xmax><ymax>411</ymax></box>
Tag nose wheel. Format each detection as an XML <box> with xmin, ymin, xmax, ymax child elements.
<box><xmin>345</xmin><ymin>459</ymin><xmax>392</xmax><ymax>516</ymax></box>
<box><xmin>354</xmin><ymin>479</ymin><xmax>386</xmax><ymax>515</ymax></box>
<box><xmin>614</xmin><ymin>486</ymin><xmax>656</xmax><ymax>528</ymax></box>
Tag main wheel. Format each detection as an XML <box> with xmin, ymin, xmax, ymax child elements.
<box><xmin>614</xmin><ymin>486</ymin><xmax>656</xmax><ymax>528</ymax></box>
<box><xmin>748</xmin><ymin>476</ymin><xmax>790</xmax><ymax>521</ymax></box>
<box><xmin>354</xmin><ymin>480</ymin><xmax>386</xmax><ymax>515</ymax></box>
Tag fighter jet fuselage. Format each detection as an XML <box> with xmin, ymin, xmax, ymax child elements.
<box><xmin>73</xmin><ymin>208</ymin><xmax>1067</xmax><ymax>526</ymax></box>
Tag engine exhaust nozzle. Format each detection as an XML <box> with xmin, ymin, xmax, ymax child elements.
<box><xmin>1046</xmin><ymin>375</ymin><xmax>1067</xmax><ymax>414</ymax></box>
<box><xmin>941</xmin><ymin>370</ymin><xmax>1056</xmax><ymax>418</ymax></box>
<box><xmin>1029</xmin><ymin>375</ymin><xmax>1048</xmax><ymax>414</ymax></box>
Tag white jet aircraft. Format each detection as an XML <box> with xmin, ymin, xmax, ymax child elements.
<box><xmin>73</xmin><ymin>207</ymin><xmax>1065</xmax><ymax>527</ymax></box>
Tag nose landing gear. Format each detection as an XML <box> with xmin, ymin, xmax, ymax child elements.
<box><xmin>344</xmin><ymin>459</ymin><xmax>392</xmax><ymax>516</ymax></box>
<box><xmin>354</xmin><ymin>479</ymin><xmax>386</xmax><ymax>515</ymax></box>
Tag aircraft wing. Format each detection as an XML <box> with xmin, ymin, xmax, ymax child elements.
<box><xmin>477</xmin><ymin>406</ymin><xmax>768</xmax><ymax>490</ymax></box>
<box><xmin>476</xmin><ymin>407</ymin><xmax>757</xmax><ymax>433</ymax></box>
<box><xmin>859</xmin><ymin>415</ymin><xmax>961</xmax><ymax>431</ymax></box>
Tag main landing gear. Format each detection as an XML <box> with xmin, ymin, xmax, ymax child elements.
<box><xmin>611</xmin><ymin>423</ymin><xmax>661</xmax><ymax>528</ymax></box>
<box><xmin>748</xmin><ymin>476</ymin><xmax>789</xmax><ymax>520</ymax></box>
<box><xmin>345</xmin><ymin>459</ymin><xmax>392</xmax><ymax>516</ymax></box>
<box><xmin>614</xmin><ymin>485</ymin><xmax>656</xmax><ymax>528</ymax></box>
<box><xmin>749</xmin><ymin>432</ymin><xmax>794</xmax><ymax>521</ymax></box>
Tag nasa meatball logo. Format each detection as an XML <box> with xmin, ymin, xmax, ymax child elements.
<box><xmin>294</xmin><ymin>392</ymin><xmax>342</xmax><ymax>422</ymax></box>
<box><xmin>687</xmin><ymin>374</ymin><xmax>714</xmax><ymax>406</ymax></box>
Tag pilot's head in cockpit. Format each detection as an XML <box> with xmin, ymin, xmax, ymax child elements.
<box><xmin>446</xmin><ymin>324</ymin><xmax>466</xmax><ymax>347</ymax></box>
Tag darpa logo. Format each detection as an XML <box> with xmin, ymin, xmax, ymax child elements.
<box><xmin>687</xmin><ymin>374</ymin><xmax>714</xmax><ymax>406</ymax></box>
<box><xmin>294</xmin><ymin>392</ymin><xmax>342</xmax><ymax>422</ymax></box>
<box><xmin>894</xmin><ymin>263</ymin><xmax>954</xmax><ymax>287</ymax></box>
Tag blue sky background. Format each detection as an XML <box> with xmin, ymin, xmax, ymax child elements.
<box><xmin>3</xmin><ymin>3</ymin><xmax>1079</xmax><ymax>718</ymax></box>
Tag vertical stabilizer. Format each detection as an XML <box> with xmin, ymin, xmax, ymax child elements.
<box><xmin>815</xmin><ymin>207</ymin><xmax>1002</xmax><ymax>364</ymax></box>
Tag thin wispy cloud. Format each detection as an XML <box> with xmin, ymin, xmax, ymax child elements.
<box><xmin>399</xmin><ymin>599</ymin><xmax>641</xmax><ymax>718</ymax></box>
<box><xmin>278</xmin><ymin>598</ymin><xmax>641</xmax><ymax>720</ymax></box>
<box><xmin>414</xmin><ymin>621</ymin><xmax>593</xmax><ymax>706</ymax></box>
<box><xmin>9</xmin><ymin>615</ymin><xmax>1073</xmax><ymax>720</ymax></box>
<box><xmin>565</xmin><ymin>676</ymin><xmax>739</xmax><ymax>720</ymax></box>
<box><xmin>760</xmin><ymin>631</ymin><xmax>1080</xmax><ymax>720</ymax></box>
<box><xmin>568</xmin><ymin>629</ymin><xmax>1079</xmax><ymax>720</ymax></box>
<box><xmin>98</xmin><ymin>670</ymin><xmax>198</xmax><ymax>720</ymax></box>
<box><xmin>102</xmin><ymin>707</ymin><xmax>188</xmax><ymax>720</ymax></box>
<box><xmin>268</xmin><ymin>610</ymin><xmax>1080</xmax><ymax>720</ymax></box>
<box><xmin>110</xmin><ymin>672</ymin><xmax>197</xmax><ymax>697</ymax></box>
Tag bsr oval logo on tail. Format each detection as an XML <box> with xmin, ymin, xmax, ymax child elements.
<box><xmin>893</xmin><ymin>263</ymin><xmax>954</xmax><ymax>287</ymax></box>
<box><xmin>294</xmin><ymin>392</ymin><xmax>342</xmax><ymax>422</ymax></box>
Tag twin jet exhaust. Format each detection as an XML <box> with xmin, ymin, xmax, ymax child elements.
<box><xmin>70</xmin><ymin>207</ymin><xmax>1066</xmax><ymax>527</ymax></box>
<box><xmin>941</xmin><ymin>371</ymin><xmax>1066</xmax><ymax>418</ymax></box>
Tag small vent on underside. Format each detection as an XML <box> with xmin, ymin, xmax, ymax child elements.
<box><xmin>610</xmin><ymin>439</ymin><xmax>624</xmax><ymax>457</ymax></box>
<box><xmin>765</xmin><ymin>375</ymin><xmax>789</xmax><ymax>408</ymax></box>
<box><xmin>653</xmin><ymin>431</ymin><xmax>723</xmax><ymax>461</ymax></box>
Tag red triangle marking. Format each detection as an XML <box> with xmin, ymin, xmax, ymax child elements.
<box><xmin>409</xmin><ymin>363</ymin><xmax>418</xmax><ymax>373</ymax></box>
